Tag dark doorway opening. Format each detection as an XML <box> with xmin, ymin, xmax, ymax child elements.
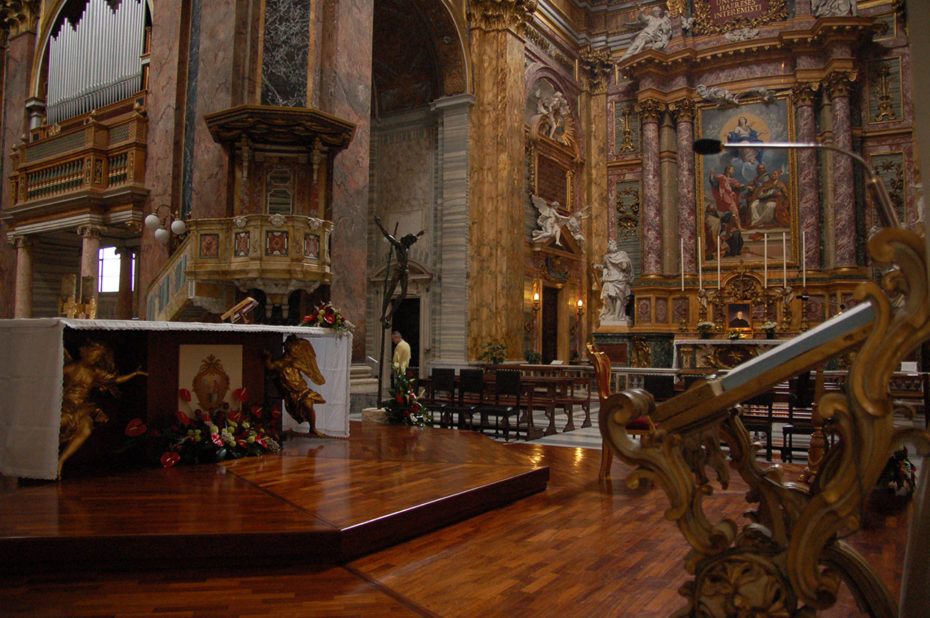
<box><xmin>391</xmin><ymin>297</ymin><xmax>421</xmax><ymax>372</ymax></box>
<box><xmin>541</xmin><ymin>286</ymin><xmax>559</xmax><ymax>364</ymax></box>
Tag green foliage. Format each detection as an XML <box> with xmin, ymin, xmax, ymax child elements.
<box><xmin>877</xmin><ymin>448</ymin><xmax>917</xmax><ymax>496</ymax></box>
<box><xmin>525</xmin><ymin>350</ymin><xmax>542</xmax><ymax>364</ymax></box>
<box><xmin>384</xmin><ymin>369</ymin><xmax>431</xmax><ymax>427</ymax></box>
<box><xmin>478</xmin><ymin>340</ymin><xmax>508</xmax><ymax>365</ymax></box>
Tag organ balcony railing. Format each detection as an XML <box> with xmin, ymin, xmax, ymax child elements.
<box><xmin>6</xmin><ymin>102</ymin><xmax>148</xmax><ymax>231</ymax></box>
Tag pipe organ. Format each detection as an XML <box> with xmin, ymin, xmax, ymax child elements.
<box><xmin>46</xmin><ymin>0</ymin><xmax>147</xmax><ymax>125</ymax></box>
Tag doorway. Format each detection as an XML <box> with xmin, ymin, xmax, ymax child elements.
<box><xmin>541</xmin><ymin>286</ymin><xmax>559</xmax><ymax>364</ymax></box>
<box><xmin>391</xmin><ymin>297</ymin><xmax>421</xmax><ymax>372</ymax></box>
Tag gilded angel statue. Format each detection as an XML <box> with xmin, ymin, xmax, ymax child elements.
<box><xmin>264</xmin><ymin>335</ymin><xmax>327</xmax><ymax>436</ymax></box>
<box><xmin>59</xmin><ymin>340</ymin><xmax>147</xmax><ymax>478</ymax></box>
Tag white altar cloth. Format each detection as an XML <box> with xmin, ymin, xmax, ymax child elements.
<box><xmin>0</xmin><ymin>319</ymin><xmax>352</xmax><ymax>479</ymax></box>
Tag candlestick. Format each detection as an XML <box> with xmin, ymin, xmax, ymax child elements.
<box><xmin>680</xmin><ymin>238</ymin><xmax>685</xmax><ymax>290</ymax></box>
<box><xmin>763</xmin><ymin>233</ymin><xmax>768</xmax><ymax>288</ymax></box>
<box><xmin>697</xmin><ymin>237</ymin><xmax>703</xmax><ymax>289</ymax></box>
<box><xmin>782</xmin><ymin>232</ymin><xmax>787</xmax><ymax>285</ymax></box>
<box><xmin>802</xmin><ymin>231</ymin><xmax>806</xmax><ymax>288</ymax></box>
<box><xmin>717</xmin><ymin>234</ymin><xmax>721</xmax><ymax>289</ymax></box>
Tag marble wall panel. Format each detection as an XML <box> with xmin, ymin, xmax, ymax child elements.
<box><xmin>655</xmin><ymin>297</ymin><xmax>668</xmax><ymax>323</ymax></box>
<box><xmin>262</xmin><ymin>0</ymin><xmax>310</xmax><ymax>107</ymax></box>
<box><xmin>637</xmin><ymin>297</ymin><xmax>651</xmax><ymax>324</ymax></box>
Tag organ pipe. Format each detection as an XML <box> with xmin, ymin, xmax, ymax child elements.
<box><xmin>47</xmin><ymin>0</ymin><xmax>147</xmax><ymax>124</ymax></box>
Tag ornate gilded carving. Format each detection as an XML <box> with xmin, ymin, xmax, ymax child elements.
<box><xmin>791</xmin><ymin>83</ymin><xmax>819</xmax><ymax>107</ymax></box>
<box><xmin>600</xmin><ymin>226</ymin><xmax>930</xmax><ymax>616</ymax></box>
<box><xmin>468</xmin><ymin>0</ymin><xmax>537</xmax><ymax>33</ymax></box>
<box><xmin>635</xmin><ymin>98</ymin><xmax>664</xmax><ymax>124</ymax></box>
<box><xmin>826</xmin><ymin>71</ymin><xmax>857</xmax><ymax>99</ymax></box>
<box><xmin>630</xmin><ymin>337</ymin><xmax>651</xmax><ymax>368</ymax></box>
<box><xmin>692</xmin><ymin>0</ymin><xmax>788</xmax><ymax>36</ymax></box>
<box><xmin>615</xmin><ymin>102</ymin><xmax>638</xmax><ymax>153</ymax></box>
<box><xmin>579</xmin><ymin>45</ymin><xmax>613</xmax><ymax>95</ymax></box>
<box><xmin>0</xmin><ymin>0</ymin><xmax>38</xmax><ymax>38</ymax></box>
<box><xmin>668</xmin><ymin>98</ymin><xmax>695</xmax><ymax>123</ymax></box>
<box><xmin>615</xmin><ymin>181</ymin><xmax>640</xmax><ymax>240</ymax></box>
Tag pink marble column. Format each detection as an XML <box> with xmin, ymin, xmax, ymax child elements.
<box><xmin>794</xmin><ymin>83</ymin><xmax>821</xmax><ymax>271</ymax></box>
<box><xmin>637</xmin><ymin>99</ymin><xmax>664</xmax><ymax>276</ymax></box>
<box><xmin>116</xmin><ymin>247</ymin><xmax>135</xmax><ymax>319</ymax></box>
<box><xmin>670</xmin><ymin>99</ymin><xmax>696</xmax><ymax>273</ymax></box>
<box><xmin>13</xmin><ymin>237</ymin><xmax>33</xmax><ymax>318</ymax></box>
<box><xmin>828</xmin><ymin>73</ymin><xmax>856</xmax><ymax>269</ymax></box>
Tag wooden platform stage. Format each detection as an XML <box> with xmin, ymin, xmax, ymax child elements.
<box><xmin>0</xmin><ymin>421</ymin><xmax>548</xmax><ymax>574</ymax></box>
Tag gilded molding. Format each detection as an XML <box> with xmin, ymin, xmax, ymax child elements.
<box><xmin>826</xmin><ymin>71</ymin><xmax>857</xmax><ymax>98</ymax></box>
<box><xmin>692</xmin><ymin>0</ymin><xmax>788</xmax><ymax>36</ymax></box>
<box><xmin>468</xmin><ymin>0</ymin><xmax>537</xmax><ymax>34</ymax></box>
<box><xmin>579</xmin><ymin>46</ymin><xmax>613</xmax><ymax>95</ymax></box>
<box><xmin>791</xmin><ymin>82</ymin><xmax>819</xmax><ymax>107</ymax></box>
<box><xmin>635</xmin><ymin>98</ymin><xmax>664</xmax><ymax>124</ymax></box>
<box><xmin>0</xmin><ymin>0</ymin><xmax>38</xmax><ymax>38</ymax></box>
<box><xmin>668</xmin><ymin>98</ymin><xmax>695</xmax><ymax>123</ymax></box>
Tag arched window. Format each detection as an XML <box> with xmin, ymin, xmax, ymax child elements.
<box><xmin>46</xmin><ymin>0</ymin><xmax>149</xmax><ymax>124</ymax></box>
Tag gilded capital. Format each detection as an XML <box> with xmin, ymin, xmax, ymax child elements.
<box><xmin>791</xmin><ymin>82</ymin><xmax>819</xmax><ymax>107</ymax></box>
<box><xmin>77</xmin><ymin>225</ymin><xmax>104</xmax><ymax>239</ymax></box>
<box><xmin>579</xmin><ymin>46</ymin><xmax>613</xmax><ymax>95</ymax></box>
<box><xmin>635</xmin><ymin>98</ymin><xmax>665</xmax><ymax>124</ymax></box>
<box><xmin>468</xmin><ymin>0</ymin><xmax>537</xmax><ymax>33</ymax></box>
<box><xmin>826</xmin><ymin>71</ymin><xmax>856</xmax><ymax>99</ymax></box>
<box><xmin>668</xmin><ymin>98</ymin><xmax>695</xmax><ymax>123</ymax></box>
<box><xmin>0</xmin><ymin>0</ymin><xmax>39</xmax><ymax>38</ymax></box>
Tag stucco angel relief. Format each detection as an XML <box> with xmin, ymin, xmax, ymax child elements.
<box><xmin>529</xmin><ymin>195</ymin><xmax>588</xmax><ymax>248</ymax></box>
<box><xmin>530</xmin><ymin>85</ymin><xmax>575</xmax><ymax>147</ymax></box>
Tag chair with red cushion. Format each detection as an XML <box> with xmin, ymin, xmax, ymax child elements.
<box><xmin>587</xmin><ymin>342</ymin><xmax>655</xmax><ymax>480</ymax></box>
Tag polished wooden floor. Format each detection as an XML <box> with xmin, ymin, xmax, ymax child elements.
<box><xmin>0</xmin><ymin>421</ymin><xmax>911</xmax><ymax>616</ymax></box>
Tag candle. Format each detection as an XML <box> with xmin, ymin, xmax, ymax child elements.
<box><xmin>717</xmin><ymin>234</ymin><xmax>721</xmax><ymax>289</ymax></box>
<box><xmin>698</xmin><ymin>237</ymin><xmax>703</xmax><ymax>289</ymax></box>
<box><xmin>782</xmin><ymin>232</ymin><xmax>787</xmax><ymax>285</ymax></box>
<box><xmin>802</xmin><ymin>231</ymin><xmax>807</xmax><ymax>288</ymax></box>
<box><xmin>680</xmin><ymin>238</ymin><xmax>685</xmax><ymax>290</ymax></box>
<box><xmin>763</xmin><ymin>233</ymin><xmax>768</xmax><ymax>288</ymax></box>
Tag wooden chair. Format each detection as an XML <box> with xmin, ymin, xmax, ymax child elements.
<box><xmin>587</xmin><ymin>342</ymin><xmax>654</xmax><ymax>479</ymax></box>
<box><xmin>450</xmin><ymin>368</ymin><xmax>486</xmax><ymax>431</ymax></box>
<box><xmin>480</xmin><ymin>369</ymin><xmax>523</xmax><ymax>440</ymax></box>
<box><xmin>421</xmin><ymin>368</ymin><xmax>456</xmax><ymax>428</ymax></box>
<box><xmin>740</xmin><ymin>391</ymin><xmax>775</xmax><ymax>461</ymax></box>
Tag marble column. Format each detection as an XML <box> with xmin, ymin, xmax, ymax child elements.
<box><xmin>319</xmin><ymin>0</ymin><xmax>374</xmax><ymax>362</ymax></box>
<box><xmin>637</xmin><ymin>98</ymin><xmax>665</xmax><ymax>276</ymax></box>
<box><xmin>13</xmin><ymin>237</ymin><xmax>33</xmax><ymax>318</ymax></box>
<box><xmin>466</xmin><ymin>0</ymin><xmax>534</xmax><ymax>361</ymax></box>
<box><xmin>670</xmin><ymin>98</ymin><xmax>696</xmax><ymax>274</ymax></box>
<box><xmin>430</xmin><ymin>94</ymin><xmax>474</xmax><ymax>364</ymax></box>
<box><xmin>793</xmin><ymin>83</ymin><xmax>821</xmax><ymax>272</ymax></box>
<box><xmin>116</xmin><ymin>247</ymin><xmax>135</xmax><ymax>319</ymax></box>
<box><xmin>828</xmin><ymin>72</ymin><xmax>857</xmax><ymax>269</ymax></box>
<box><xmin>579</xmin><ymin>47</ymin><xmax>612</xmax><ymax>327</ymax></box>
<box><xmin>0</xmin><ymin>6</ymin><xmax>39</xmax><ymax>319</ymax></box>
<box><xmin>78</xmin><ymin>226</ymin><xmax>102</xmax><ymax>290</ymax></box>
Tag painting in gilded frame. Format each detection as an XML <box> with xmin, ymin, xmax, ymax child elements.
<box><xmin>695</xmin><ymin>96</ymin><xmax>797</xmax><ymax>272</ymax></box>
<box><xmin>727</xmin><ymin>302</ymin><xmax>752</xmax><ymax>332</ymax></box>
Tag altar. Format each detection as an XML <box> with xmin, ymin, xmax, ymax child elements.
<box><xmin>674</xmin><ymin>337</ymin><xmax>783</xmax><ymax>371</ymax></box>
<box><xmin>0</xmin><ymin>319</ymin><xmax>352</xmax><ymax>480</ymax></box>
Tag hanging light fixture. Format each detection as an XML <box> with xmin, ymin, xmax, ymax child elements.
<box><xmin>145</xmin><ymin>205</ymin><xmax>186</xmax><ymax>245</ymax></box>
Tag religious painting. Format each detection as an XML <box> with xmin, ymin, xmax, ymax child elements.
<box><xmin>873</xmin><ymin>13</ymin><xmax>897</xmax><ymax>42</ymax></box>
<box><xmin>234</xmin><ymin>231</ymin><xmax>250</xmax><ymax>257</ymax></box>
<box><xmin>870</xmin><ymin>152</ymin><xmax>907</xmax><ymax>226</ymax></box>
<box><xmin>265</xmin><ymin>230</ymin><xmax>289</xmax><ymax>256</ymax></box>
<box><xmin>199</xmin><ymin>233</ymin><xmax>219</xmax><ymax>258</ymax></box>
<box><xmin>178</xmin><ymin>345</ymin><xmax>243</xmax><ymax>416</ymax></box>
<box><xmin>727</xmin><ymin>302</ymin><xmax>752</xmax><ymax>331</ymax></box>
<box><xmin>696</xmin><ymin>96</ymin><xmax>797</xmax><ymax>272</ymax></box>
<box><xmin>304</xmin><ymin>233</ymin><xmax>320</xmax><ymax>259</ymax></box>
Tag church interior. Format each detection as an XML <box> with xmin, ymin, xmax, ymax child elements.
<box><xmin>2</xmin><ymin>0</ymin><xmax>930</xmax><ymax>615</ymax></box>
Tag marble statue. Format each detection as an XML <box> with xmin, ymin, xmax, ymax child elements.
<box><xmin>724</xmin><ymin>28</ymin><xmax>759</xmax><ymax>42</ymax></box>
<box><xmin>696</xmin><ymin>83</ymin><xmax>740</xmax><ymax>107</ymax></box>
<box><xmin>593</xmin><ymin>240</ymin><xmax>633</xmax><ymax>325</ymax></box>
<box><xmin>619</xmin><ymin>7</ymin><xmax>672</xmax><ymax>62</ymax></box>
<box><xmin>530</xmin><ymin>195</ymin><xmax>569</xmax><ymax>245</ymax></box>
<box><xmin>535</xmin><ymin>89</ymin><xmax>570</xmax><ymax>140</ymax></box>
<box><xmin>812</xmin><ymin>0</ymin><xmax>858</xmax><ymax>17</ymax></box>
<box><xmin>564</xmin><ymin>206</ymin><xmax>590</xmax><ymax>250</ymax></box>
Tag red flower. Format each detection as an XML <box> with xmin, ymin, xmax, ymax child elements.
<box><xmin>324</xmin><ymin>305</ymin><xmax>334</xmax><ymax>314</ymax></box>
<box><xmin>395</xmin><ymin>394</ymin><xmax>404</xmax><ymax>403</ymax></box>
<box><xmin>255</xmin><ymin>435</ymin><xmax>267</xmax><ymax>448</ymax></box>
<box><xmin>323</xmin><ymin>313</ymin><xmax>336</xmax><ymax>325</ymax></box>
<box><xmin>271</xmin><ymin>407</ymin><xmax>281</xmax><ymax>419</ymax></box>
<box><xmin>199</xmin><ymin>410</ymin><xmax>211</xmax><ymax>423</ymax></box>
<box><xmin>125</xmin><ymin>418</ymin><xmax>147</xmax><ymax>437</ymax></box>
<box><xmin>252</xmin><ymin>407</ymin><xmax>263</xmax><ymax>419</ymax></box>
<box><xmin>233</xmin><ymin>387</ymin><xmax>248</xmax><ymax>402</ymax></box>
<box><xmin>178</xmin><ymin>388</ymin><xmax>192</xmax><ymax>403</ymax></box>
<box><xmin>211</xmin><ymin>433</ymin><xmax>223</xmax><ymax>447</ymax></box>
<box><xmin>175</xmin><ymin>410</ymin><xmax>192</xmax><ymax>426</ymax></box>
<box><xmin>301</xmin><ymin>315</ymin><xmax>313</xmax><ymax>323</ymax></box>
<box><xmin>309</xmin><ymin>312</ymin><xmax>318</xmax><ymax>322</ymax></box>
<box><xmin>237</xmin><ymin>439</ymin><xmax>247</xmax><ymax>448</ymax></box>
<box><xmin>160</xmin><ymin>452</ymin><xmax>180</xmax><ymax>468</ymax></box>
<box><xmin>228</xmin><ymin>409</ymin><xmax>243</xmax><ymax>423</ymax></box>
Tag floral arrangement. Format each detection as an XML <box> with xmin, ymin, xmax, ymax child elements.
<box><xmin>123</xmin><ymin>387</ymin><xmax>281</xmax><ymax>467</ymax></box>
<box><xmin>301</xmin><ymin>301</ymin><xmax>354</xmax><ymax>330</ymax></box>
<box><xmin>761</xmin><ymin>321</ymin><xmax>778</xmax><ymax>332</ymax></box>
<box><xmin>876</xmin><ymin>447</ymin><xmax>917</xmax><ymax>497</ymax></box>
<box><xmin>384</xmin><ymin>369</ymin><xmax>431</xmax><ymax>427</ymax></box>
<box><xmin>728</xmin><ymin>329</ymin><xmax>742</xmax><ymax>340</ymax></box>
<box><xmin>696</xmin><ymin>321</ymin><xmax>715</xmax><ymax>337</ymax></box>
